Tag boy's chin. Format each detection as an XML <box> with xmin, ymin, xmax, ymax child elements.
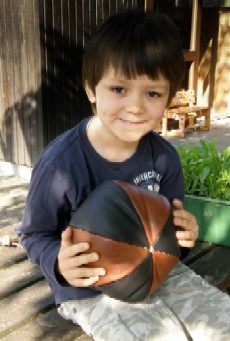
<box><xmin>116</xmin><ymin>133</ymin><xmax>148</xmax><ymax>144</ymax></box>
<box><xmin>123</xmin><ymin>128</ymin><xmax>156</xmax><ymax>140</ymax></box>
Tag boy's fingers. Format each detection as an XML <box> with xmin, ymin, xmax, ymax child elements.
<box><xmin>172</xmin><ymin>199</ymin><xmax>199</xmax><ymax>246</ymax></box>
<box><xmin>176</xmin><ymin>229</ymin><xmax>197</xmax><ymax>241</ymax></box>
<box><xmin>177</xmin><ymin>239</ymin><xmax>196</xmax><ymax>248</ymax></box>
<box><xmin>60</xmin><ymin>241</ymin><xmax>90</xmax><ymax>259</ymax></box>
<box><xmin>172</xmin><ymin>199</ymin><xmax>183</xmax><ymax>210</ymax></box>
<box><xmin>70</xmin><ymin>276</ymin><xmax>100</xmax><ymax>287</ymax></box>
<box><xmin>59</xmin><ymin>249</ymin><xmax>101</xmax><ymax>271</ymax></box>
<box><xmin>74</xmin><ymin>267</ymin><xmax>106</xmax><ymax>278</ymax></box>
<box><xmin>68</xmin><ymin>268</ymin><xmax>106</xmax><ymax>287</ymax></box>
<box><xmin>61</xmin><ymin>227</ymin><xmax>73</xmax><ymax>248</ymax></box>
<box><xmin>173</xmin><ymin>213</ymin><xmax>196</xmax><ymax>228</ymax></box>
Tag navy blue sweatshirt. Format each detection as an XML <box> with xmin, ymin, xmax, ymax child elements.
<box><xmin>16</xmin><ymin>116</ymin><xmax>186</xmax><ymax>305</ymax></box>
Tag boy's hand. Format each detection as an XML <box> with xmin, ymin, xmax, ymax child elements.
<box><xmin>172</xmin><ymin>199</ymin><xmax>199</xmax><ymax>248</ymax></box>
<box><xmin>56</xmin><ymin>227</ymin><xmax>106</xmax><ymax>287</ymax></box>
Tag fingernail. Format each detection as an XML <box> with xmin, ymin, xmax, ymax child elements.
<box><xmin>92</xmin><ymin>253</ymin><xmax>99</xmax><ymax>261</ymax></box>
<box><xmin>99</xmin><ymin>269</ymin><xmax>106</xmax><ymax>276</ymax></box>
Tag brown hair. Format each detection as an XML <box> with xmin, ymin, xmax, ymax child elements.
<box><xmin>83</xmin><ymin>10</ymin><xmax>184</xmax><ymax>106</ymax></box>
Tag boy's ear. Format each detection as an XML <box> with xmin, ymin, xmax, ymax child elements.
<box><xmin>85</xmin><ymin>81</ymin><xmax>96</xmax><ymax>103</ymax></box>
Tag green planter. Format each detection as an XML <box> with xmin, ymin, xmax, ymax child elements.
<box><xmin>185</xmin><ymin>195</ymin><xmax>230</xmax><ymax>247</ymax></box>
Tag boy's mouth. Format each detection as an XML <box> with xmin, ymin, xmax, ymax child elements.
<box><xmin>119</xmin><ymin>118</ymin><xmax>146</xmax><ymax>126</ymax></box>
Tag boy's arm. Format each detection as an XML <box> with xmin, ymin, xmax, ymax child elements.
<box><xmin>19</xmin><ymin>229</ymin><xmax>62</xmax><ymax>284</ymax></box>
<box><xmin>16</xmin><ymin>166</ymin><xmax>105</xmax><ymax>287</ymax></box>
<box><xmin>161</xmin><ymin>152</ymin><xmax>199</xmax><ymax>251</ymax></box>
<box><xmin>16</xmin><ymin>166</ymin><xmax>72</xmax><ymax>285</ymax></box>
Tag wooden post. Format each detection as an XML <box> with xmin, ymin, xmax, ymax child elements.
<box><xmin>144</xmin><ymin>0</ymin><xmax>154</xmax><ymax>12</ymax></box>
<box><xmin>189</xmin><ymin>0</ymin><xmax>202</xmax><ymax>93</ymax></box>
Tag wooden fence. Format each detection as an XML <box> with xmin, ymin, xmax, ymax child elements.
<box><xmin>0</xmin><ymin>0</ymin><xmax>144</xmax><ymax>168</ymax></box>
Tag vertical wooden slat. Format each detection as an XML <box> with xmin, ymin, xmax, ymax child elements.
<box><xmin>33</xmin><ymin>0</ymin><xmax>44</xmax><ymax>161</ymax></box>
<box><xmin>61</xmin><ymin>0</ymin><xmax>70</xmax><ymax>131</ymax></box>
<box><xmin>4</xmin><ymin>0</ymin><xmax>19</xmax><ymax>164</ymax></box>
<box><xmin>69</xmin><ymin>0</ymin><xmax>79</xmax><ymax>124</ymax></box>
<box><xmin>90</xmin><ymin>0</ymin><xmax>97</xmax><ymax>29</ymax></box>
<box><xmin>95</xmin><ymin>0</ymin><xmax>102</xmax><ymax>29</ymax></box>
<box><xmin>76</xmin><ymin>0</ymin><xmax>91</xmax><ymax>121</ymax></box>
<box><xmin>10</xmin><ymin>0</ymin><xmax>25</xmax><ymax>165</ymax></box>
<box><xmin>23</xmin><ymin>0</ymin><xmax>43</xmax><ymax>166</ymax></box>
<box><xmin>0</xmin><ymin>0</ymin><xmax>43</xmax><ymax>167</ymax></box>
<box><xmin>109</xmin><ymin>0</ymin><xmax>117</xmax><ymax>15</ymax></box>
<box><xmin>44</xmin><ymin>0</ymin><xmax>56</xmax><ymax>144</ymax></box>
<box><xmin>138</xmin><ymin>0</ymin><xmax>145</xmax><ymax>10</ymax></box>
<box><xmin>213</xmin><ymin>10</ymin><xmax>229</xmax><ymax>113</ymax></box>
<box><xmin>53</xmin><ymin>0</ymin><xmax>63</xmax><ymax>137</ymax></box>
<box><xmin>144</xmin><ymin>0</ymin><xmax>154</xmax><ymax>11</ymax></box>
<box><xmin>0</xmin><ymin>0</ymin><xmax>12</xmax><ymax>161</ymax></box>
<box><xmin>39</xmin><ymin>0</ymin><xmax>49</xmax><ymax>146</ymax></box>
<box><xmin>21</xmin><ymin>0</ymin><xmax>31</xmax><ymax>167</ymax></box>
<box><xmin>100</xmin><ymin>0</ymin><xmax>109</xmax><ymax>22</ymax></box>
<box><xmin>83</xmin><ymin>0</ymin><xmax>90</xmax><ymax>46</ymax></box>
<box><xmin>3</xmin><ymin>0</ymin><xmax>39</xmax><ymax>168</ymax></box>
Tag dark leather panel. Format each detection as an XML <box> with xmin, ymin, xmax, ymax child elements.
<box><xmin>154</xmin><ymin>209</ymin><xmax>181</xmax><ymax>257</ymax></box>
<box><xmin>98</xmin><ymin>254</ymin><xmax>153</xmax><ymax>302</ymax></box>
<box><xmin>70</xmin><ymin>180</ymin><xmax>148</xmax><ymax>247</ymax></box>
<box><xmin>115</xmin><ymin>180</ymin><xmax>171</xmax><ymax>246</ymax></box>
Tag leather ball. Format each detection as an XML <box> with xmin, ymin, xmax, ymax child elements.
<box><xmin>69</xmin><ymin>180</ymin><xmax>180</xmax><ymax>302</ymax></box>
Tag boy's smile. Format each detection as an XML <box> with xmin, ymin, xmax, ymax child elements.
<box><xmin>85</xmin><ymin>69</ymin><xmax>170</xmax><ymax>161</ymax></box>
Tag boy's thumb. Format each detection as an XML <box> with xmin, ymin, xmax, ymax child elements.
<box><xmin>61</xmin><ymin>226</ymin><xmax>73</xmax><ymax>248</ymax></box>
<box><xmin>172</xmin><ymin>199</ymin><xmax>184</xmax><ymax>210</ymax></box>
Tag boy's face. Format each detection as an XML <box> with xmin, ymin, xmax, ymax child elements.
<box><xmin>85</xmin><ymin>68</ymin><xmax>170</xmax><ymax>144</ymax></box>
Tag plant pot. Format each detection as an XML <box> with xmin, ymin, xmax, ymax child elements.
<box><xmin>185</xmin><ymin>195</ymin><xmax>230</xmax><ymax>247</ymax></box>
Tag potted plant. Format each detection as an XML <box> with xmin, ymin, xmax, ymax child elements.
<box><xmin>176</xmin><ymin>140</ymin><xmax>230</xmax><ymax>247</ymax></box>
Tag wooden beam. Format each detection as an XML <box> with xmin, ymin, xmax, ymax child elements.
<box><xmin>183</xmin><ymin>50</ymin><xmax>196</xmax><ymax>62</ymax></box>
<box><xmin>144</xmin><ymin>0</ymin><xmax>154</xmax><ymax>12</ymax></box>
<box><xmin>188</xmin><ymin>0</ymin><xmax>202</xmax><ymax>93</ymax></box>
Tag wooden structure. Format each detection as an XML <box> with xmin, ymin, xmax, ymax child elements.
<box><xmin>151</xmin><ymin>0</ymin><xmax>202</xmax><ymax>92</ymax></box>
<box><xmin>162</xmin><ymin>89</ymin><xmax>210</xmax><ymax>137</ymax></box>
<box><xmin>184</xmin><ymin>0</ymin><xmax>202</xmax><ymax>93</ymax></box>
<box><xmin>0</xmin><ymin>0</ymin><xmax>145</xmax><ymax>169</ymax></box>
<box><xmin>184</xmin><ymin>241</ymin><xmax>230</xmax><ymax>294</ymax></box>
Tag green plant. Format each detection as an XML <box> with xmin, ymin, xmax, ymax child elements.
<box><xmin>176</xmin><ymin>140</ymin><xmax>230</xmax><ymax>200</ymax></box>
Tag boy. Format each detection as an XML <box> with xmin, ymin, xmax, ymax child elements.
<box><xmin>17</xmin><ymin>10</ymin><xmax>230</xmax><ymax>340</ymax></box>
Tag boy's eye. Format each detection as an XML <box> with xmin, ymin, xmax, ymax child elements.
<box><xmin>147</xmin><ymin>91</ymin><xmax>161</xmax><ymax>98</ymax></box>
<box><xmin>111</xmin><ymin>87</ymin><xmax>125</xmax><ymax>94</ymax></box>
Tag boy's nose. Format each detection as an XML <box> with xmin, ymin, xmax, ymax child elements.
<box><xmin>125</xmin><ymin>96</ymin><xmax>144</xmax><ymax>114</ymax></box>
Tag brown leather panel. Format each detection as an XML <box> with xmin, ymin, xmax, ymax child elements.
<box><xmin>71</xmin><ymin>227</ymin><xmax>149</xmax><ymax>286</ymax></box>
<box><xmin>149</xmin><ymin>250</ymin><xmax>179</xmax><ymax>293</ymax></box>
<box><xmin>114</xmin><ymin>180</ymin><xmax>170</xmax><ymax>246</ymax></box>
